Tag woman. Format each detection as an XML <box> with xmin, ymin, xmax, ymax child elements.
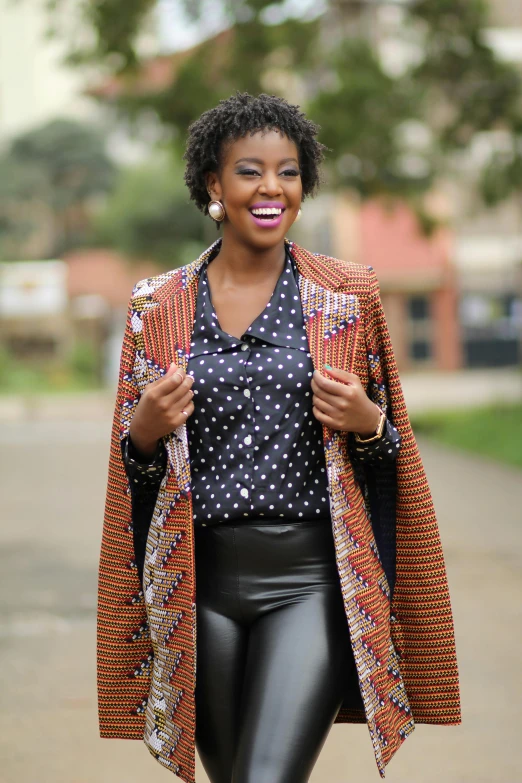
<box><xmin>97</xmin><ymin>93</ymin><xmax>460</xmax><ymax>783</ymax></box>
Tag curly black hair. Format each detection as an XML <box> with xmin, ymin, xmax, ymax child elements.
<box><xmin>183</xmin><ymin>92</ymin><xmax>326</xmax><ymax>215</ymax></box>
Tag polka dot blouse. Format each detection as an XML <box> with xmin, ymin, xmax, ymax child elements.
<box><xmin>123</xmin><ymin>252</ymin><xmax>401</xmax><ymax>530</ymax></box>
<box><xmin>184</xmin><ymin>251</ymin><xmax>334</xmax><ymax>525</ymax></box>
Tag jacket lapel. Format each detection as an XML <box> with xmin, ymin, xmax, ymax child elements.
<box><xmin>140</xmin><ymin>239</ymin><xmax>413</xmax><ymax>777</ymax></box>
<box><xmin>141</xmin><ymin>239</ymin><xmax>363</xmax><ymax>487</ymax></box>
<box><xmin>291</xmin><ymin>241</ymin><xmax>414</xmax><ymax>775</ymax></box>
<box><xmin>289</xmin><ymin>241</ymin><xmax>362</xmax><ymax>445</ymax></box>
<box><xmin>141</xmin><ymin>241</ymin><xmax>219</xmax><ymax>489</ymax></box>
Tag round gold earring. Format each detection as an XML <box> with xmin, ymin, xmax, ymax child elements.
<box><xmin>294</xmin><ymin>208</ymin><xmax>302</xmax><ymax>223</ymax></box>
<box><xmin>208</xmin><ymin>199</ymin><xmax>225</xmax><ymax>222</ymax></box>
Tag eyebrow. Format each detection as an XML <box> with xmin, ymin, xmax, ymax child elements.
<box><xmin>234</xmin><ymin>157</ymin><xmax>299</xmax><ymax>165</ymax></box>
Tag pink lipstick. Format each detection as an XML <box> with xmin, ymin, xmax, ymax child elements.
<box><xmin>249</xmin><ymin>201</ymin><xmax>286</xmax><ymax>229</ymax></box>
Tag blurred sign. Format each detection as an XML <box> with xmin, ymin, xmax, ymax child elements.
<box><xmin>0</xmin><ymin>261</ymin><xmax>67</xmax><ymax>317</ymax></box>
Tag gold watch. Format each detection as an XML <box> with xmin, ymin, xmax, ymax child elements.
<box><xmin>354</xmin><ymin>406</ymin><xmax>386</xmax><ymax>443</ymax></box>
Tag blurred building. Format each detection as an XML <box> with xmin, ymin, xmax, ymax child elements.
<box><xmin>0</xmin><ymin>0</ymin><xmax>163</xmax><ymax>162</ymax></box>
<box><xmin>0</xmin><ymin>260</ymin><xmax>70</xmax><ymax>360</ymax></box>
<box><xmin>292</xmin><ymin>194</ymin><xmax>461</xmax><ymax>372</ymax></box>
<box><xmin>451</xmin><ymin>0</ymin><xmax>522</xmax><ymax>368</ymax></box>
<box><xmin>324</xmin><ymin>0</ymin><xmax>522</xmax><ymax>370</ymax></box>
<box><xmin>84</xmin><ymin>3</ymin><xmax>522</xmax><ymax>374</ymax></box>
<box><xmin>0</xmin><ymin>0</ymin><xmax>91</xmax><ymax>142</ymax></box>
<box><xmin>3</xmin><ymin>1</ymin><xmax>520</xmax><ymax>377</ymax></box>
<box><xmin>0</xmin><ymin>251</ymin><xmax>160</xmax><ymax>385</ymax></box>
<box><xmin>342</xmin><ymin>199</ymin><xmax>461</xmax><ymax>372</ymax></box>
<box><xmin>65</xmin><ymin>249</ymin><xmax>161</xmax><ymax>384</ymax></box>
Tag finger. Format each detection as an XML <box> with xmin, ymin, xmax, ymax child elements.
<box><xmin>312</xmin><ymin>369</ymin><xmax>353</xmax><ymax>397</ymax></box>
<box><xmin>323</xmin><ymin>365</ymin><xmax>361</xmax><ymax>385</ymax></box>
<box><xmin>174</xmin><ymin>388</ymin><xmax>194</xmax><ymax>411</ymax></box>
<box><xmin>314</xmin><ymin>364</ymin><xmax>361</xmax><ymax>388</ymax></box>
<box><xmin>173</xmin><ymin>400</ymin><xmax>195</xmax><ymax>427</ymax></box>
<box><xmin>312</xmin><ymin>373</ymin><xmax>356</xmax><ymax>405</ymax></box>
<box><xmin>311</xmin><ymin>377</ymin><xmax>350</xmax><ymax>408</ymax></box>
<box><xmin>166</xmin><ymin>362</ymin><xmax>185</xmax><ymax>382</ymax></box>
<box><xmin>312</xmin><ymin>394</ymin><xmax>338</xmax><ymax>418</ymax></box>
<box><xmin>155</xmin><ymin>364</ymin><xmax>187</xmax><ymax>396</ymax></box>
<box><xmin>161</xmin><ymin>362</ymin><xmax>183</xmax><ymax>382</ymax></box>
<box><xmin>312</xmin><ymin>405</ymin><xmax>340</xmax><ymax>429</ymax></box>
<box><xmin>164</xmin><ymin>373</ymin><xmax>194</xmax><ymax>404</ymax></box>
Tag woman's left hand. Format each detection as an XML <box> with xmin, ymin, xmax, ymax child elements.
<box><xmin>311</xmin><ymin>365</ymin><xmax>381</xmax><ymax>435</ymax></box>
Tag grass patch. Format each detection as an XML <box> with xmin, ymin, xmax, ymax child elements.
<box><xmin>0</xmin><ymin>342</ymin><xmax>102</xmax><ymax>394</ymax></box>
<box><xmin>411</xmin><ymin>403</ymin><xmax>522</xmax><ymax>469</ymax></box>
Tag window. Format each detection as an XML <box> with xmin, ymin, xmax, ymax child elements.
<box><xmin>408</xmin><ymin>295</ymin><xmax>430</xmax><ymax>321</ymax></box>
<box><xmin>407</xmin><ymin>294</ymin><xmax>433</xmax><ymax>365</ymax></box>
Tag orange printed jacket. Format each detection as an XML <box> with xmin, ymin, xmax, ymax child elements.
<box><xmin>97</xmin><ymin>239</ymin><xmax>461</xmax><ymax>782</ymax></box>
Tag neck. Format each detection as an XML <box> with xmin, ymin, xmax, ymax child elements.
<box><xmin>210</xmin><ymin>231</ymin><xmax>286</xmax><ymax>286</ymax></box>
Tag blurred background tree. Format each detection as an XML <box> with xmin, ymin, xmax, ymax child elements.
<box><xmin>4</xmin><ymin>0</ymin><xmax>516</xmax><ymax>268</ymax></box>
<box><xmin>45</xmin><ymin>0</ymin><xmax>522</xmax><ymax>212</ymax></box>
<box><xmin>93</xmin><ymin>154</ymin><xmax>209</xmax><ymax>266</ymax></box>
<box><xmin>0</xmin><ymin>118</ymin><xmax>116</xmax><ymax>259</ymax></box>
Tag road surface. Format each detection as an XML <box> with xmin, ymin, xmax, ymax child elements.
<box><xmin>0</xmin><ymin>419</ymin><xmax>520</xmax><ymax>783</ymax></box>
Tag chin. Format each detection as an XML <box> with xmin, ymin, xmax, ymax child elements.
<box><xmin>236</xmin><ymin>219</ymin><xmax>290</xmax><ymax>248</ymax></box>
<box><xmin>251</xmin><ymin>233</ymin><xmax>286</xmax><ymax>251</ymax></box>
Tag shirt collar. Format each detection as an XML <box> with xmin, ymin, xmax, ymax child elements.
<box><xmin>189</xmin><ymin>251</ymin><xmax>309</xmax><ymax>358</ymax></box>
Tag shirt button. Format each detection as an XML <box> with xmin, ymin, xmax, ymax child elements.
<box><xmin>241</xmin><ymin>343</ymin><xmax>248</xmax><ymax>351</ymax></box>
<box><xmin>240</xmin><ymin>488</ymin><xmax>249</xmax><ymax>498</ymax></box>
<box><xmin>244</xmin><ymin>435</ymin><xmax>252</xmax><ymax>446</ymax></box>
<box><xmin>244</xmin><ymin>389</ymin><xmax>251</xmax><ymax>398</ymax></box>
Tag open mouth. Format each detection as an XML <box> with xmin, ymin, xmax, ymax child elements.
<box><xmin>249</xmin><ymin>207</ymin><xmax>285</xmax><ymax>221</ymax></box>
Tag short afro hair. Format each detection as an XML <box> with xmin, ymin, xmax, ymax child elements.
<box><xmin>183</xmin><ymin>92</ymin><xmax>326</xmax><ymax>215</ymax></box>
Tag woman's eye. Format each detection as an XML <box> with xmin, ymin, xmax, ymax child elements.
<box><xmin>237</xmin><ymin>169</ymin><xmax>260</xmax><ymax>176</ymax></box>
<box><xmin>281</xmin><ymin>170</ymin><xmax>300</xmax><ymax>177</ymax></box>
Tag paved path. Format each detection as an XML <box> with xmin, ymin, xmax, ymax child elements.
<box><xmin>0</xmin><ymin>367</ymin><xmax>520</xmax><ymax>424</ymax></box>
<box><xmin>1</xmin><ymin>420</ymin><xmax>521</xmax><ymax>783</ymax></box>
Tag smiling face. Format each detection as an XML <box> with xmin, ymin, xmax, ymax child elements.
<box><xmin>206</xmin><ymin>129</ymin><xmax>303</xmax><ymax>251</ymax></box>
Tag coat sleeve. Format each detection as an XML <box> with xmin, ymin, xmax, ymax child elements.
<box><xmin>121</xmin><ymin>434</ymin><xmax>167</xmax><ymax>583</ymax></box>
<box><xmin>96</xmin><ymin>295</ymin><xmax>152</xmax><ymax>739</ymax></box>
<box><xmin>347</xmin><ymin>265</ymin><xmax>402</xmax><ymax>467</ymax></box>
<box><xmin>348</xmin><ymin>417</ymin><xmax>401</xmax><ymax>466</ymax></box>
<box><xmin>363</xmin><ymin>266</ymin><xmax>418</xmax><ymax>467</ymax></box>
<box><xmin>345</xmin><ymin>266</ymin><xmax>403</xmax><ymax>594</ymax></box>
<box><xmin>362</xmin><ymin>268</ymin><xmax>460</xmax><ymax>721</ymax></box>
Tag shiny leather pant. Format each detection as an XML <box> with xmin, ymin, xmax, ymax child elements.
<box><xmin>194</xmin><ymin>519</ymin><xmax>354</xmax><ymax>783</ymax></box>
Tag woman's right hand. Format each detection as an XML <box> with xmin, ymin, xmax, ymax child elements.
<box><xmin>129</xmin><ymin>363</ymin><xmax>195</xmax><ymax>459</ymax></box>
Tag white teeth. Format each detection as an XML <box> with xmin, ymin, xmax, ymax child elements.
<box><xmin>251</xmin><ymin>207</ymin><xmax>283</xmax><ymax>216</ymax></box>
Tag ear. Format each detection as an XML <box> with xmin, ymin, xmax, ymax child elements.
<box><xmin>205</xmin><ymin>171</ymin><xmax>222</xmax><ymax>201</ymax></box>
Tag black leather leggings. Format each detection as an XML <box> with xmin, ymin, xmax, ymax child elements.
<box><xmin>194</xmin><ymin>519</ymin><xmax>355</xmax><ymax>783</ymax></box>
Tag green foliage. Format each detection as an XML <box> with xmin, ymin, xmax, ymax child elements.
<box><xmin>94</xmin><ymin>156</ymin><xmax>208</xmax><ymax>266</ymax></box>
<box><xmin>480</xmin><ymin>148</ymin><xmax>522</xmax><ymax>206</ymax></box>
<box><xmin>10</xmin><ymin>118</ymin><xmax>115</xmax><ymax>209</ymax></box>
<box><xmin>0</xmin><ymin>156</ymin><xmax>48</xmax><ymax>255</ymax></box>
<box><xmin>118</xmin><ymin>16</ymin><xmax>320</xmax><ymax>155</ymax></box>
<box><xmin>411</xmin><ymin>402</ymin><xmax>522</xmax><ymax>469</ymax></box>
<box><xmin>47</xmin><ymin>0</ymin><xmax>522</xmax><ymax>210</ymax></box>
<box><xmin>411</xmin><ymin>0</ymin><xmax>522</xmax><ymax>149</ymax></box>
<box><xmin>69</xmin><ymin>340</ymin><xmax>99</xmax><ymax>383</ymax></box>
<box><xmin>0</xmin><ymin>118</ymin><xmax>115</xmax><ymax>259</ymax></box>
<box><xmin>0</xmin><ymin>344</ymin><xmax>101</xmax><ymax>393</ymax></box>
<box><xmin>46</xmin><ymin>0</ymin><xmax>157</xmax><ymax>69</ymax></box>
<box><xmin>308</xmin><ymin>39</ymin><xmax>427</xmax><ymax>196</ymax></box>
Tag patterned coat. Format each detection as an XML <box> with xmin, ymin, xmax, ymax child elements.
<box><xmin>97</xmin><ymin>239</ymin><xmax>461</xmax><ymax>781</ymax></box>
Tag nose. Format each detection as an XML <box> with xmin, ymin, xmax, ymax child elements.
<box><xmin>258</xmin><ymin>171</ymin><xmax>283</xmax><ymax>196</ymax></box>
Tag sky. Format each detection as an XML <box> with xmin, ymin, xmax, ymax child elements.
<box><xmin>157</xmin><ymin>0</ymin><xmax>325</xmax><ymax>52</ymax></box>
